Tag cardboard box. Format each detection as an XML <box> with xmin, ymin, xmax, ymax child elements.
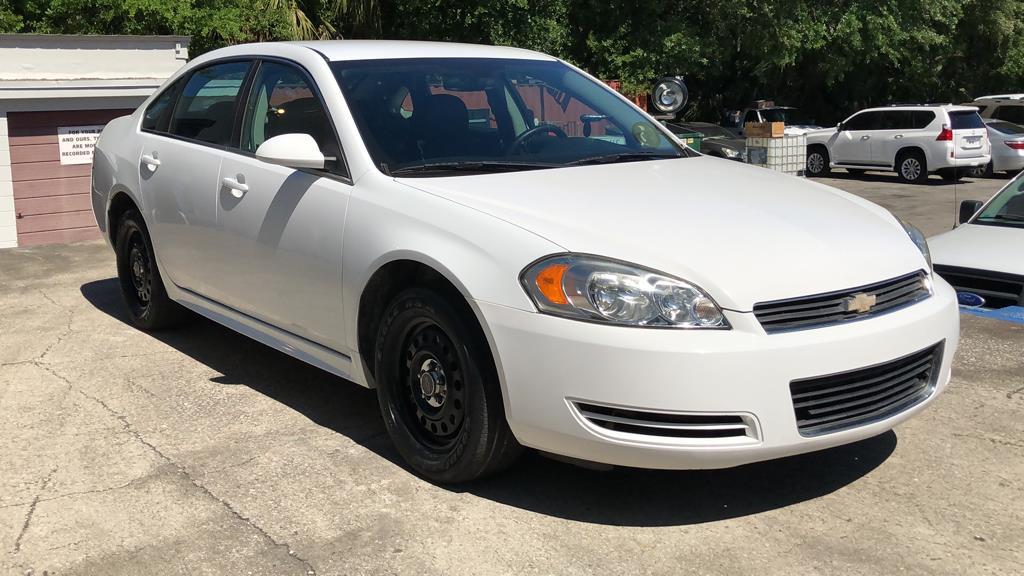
<box><xmin>744</xmin><ymin>121</ymin><xmax>785</xmax><ymax>138</ymax></box>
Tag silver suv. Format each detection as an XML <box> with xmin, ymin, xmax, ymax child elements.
<box><xmin>805</xmin><ymin>104</ymin><xmax>990</xmax><ymax>184</ymax></box>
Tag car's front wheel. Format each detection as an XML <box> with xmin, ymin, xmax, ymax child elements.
<box><xmin>374</xmin><ymin>288</ymin><xmax>522</xmax><ymax>483</ymax></box>
<box><xmin>806</xmin><ymin>146</ymin><xmax>830</xmax><ymax>177</ymax></box>
<box><xmin>114</xmin><ymin>209</ymin><xmax>186</xmax><ymax>330</ymax></box>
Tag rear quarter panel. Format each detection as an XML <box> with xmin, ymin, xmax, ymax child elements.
<box><xmin>91</xmin><ymin>113</ymin><xmax>144</xmax><ymax>244</ymax></box>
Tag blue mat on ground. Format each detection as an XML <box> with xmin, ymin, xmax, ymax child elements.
<box><xmin>960</xmin><ymin>305</ymin><xmax>1024</xmax><ymax>324</ymax></box>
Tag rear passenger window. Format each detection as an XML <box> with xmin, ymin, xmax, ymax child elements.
<box><xmin>910</xmin><ymin>111</ymin><xmax>935</xmax><ymax>129</ymax></box>
<box><xmin>169</xmin><ymin>61</ymin><xmax>251</xmax><ymax>145</ymax></box>
<box><xmin>879</xmin><ymin>111</ymin><xmax>911</xmax><ymax>130</ymax></box>
<box><xmin>142</xmin><ymin>80</ymin><xmax>181</xmax><ymax>133</ymax></box>
<box><xmin>992</xmin><ymin>105</ymin><xmax>1024</xmax><ymax>124</ymax></box>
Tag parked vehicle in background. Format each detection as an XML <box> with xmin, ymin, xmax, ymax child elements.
<box><xmin>930</xmin><ymin>171</ymin><xmax>1024</xmax><ymax>309</ymax></box>
<box><xmin>969</xmin><ymin>119</ymin><xmax>1024</xmax><ymax>177</ymax></box>
<box><xmin>91</xmin><ymin>40</ymin><xmax>958</xmax><ymax>483</ymax></box>
<box><xmin>731</xmin><ymin>103</ymin><xmax>820</xmax><ymax>135</ymax></box>
<box><xmin>666</xmin><ymin>121</ymin><xmax>745</xmax><ymax>160</ymax></box>
<box><xmin>972</xmin><ymin>94</ymin><xmax>1024</xmax><ymax>124</ymax></box>
<box><xmin>805</xmin><ymin>105</ymin><xmax>990</xmax><ymax>184</ymax></box>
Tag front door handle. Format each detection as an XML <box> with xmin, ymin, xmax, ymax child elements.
<box><xmin>860</xmin><ymin>135</ymin><xmax>871</xmax><ymax>141</ymax></box>
<box><xmin>894</xmin><ymin>134</ymin><xmax>904</xmax><ymax>139</ymax></box>
<box><xmin>222</xmin><ymin>176</ymin><xmax>249</xmax><ymax>198</ymax></box>
<box><xmin>141</xmin><ymin>153</ymin><xmax>161</xmax><ymax>171</ymax></box>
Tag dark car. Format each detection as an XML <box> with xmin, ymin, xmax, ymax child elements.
<box><xmin>667</xmin><ymin>122</ymin><xmax>745</xmax><ymax>161</ymax></box>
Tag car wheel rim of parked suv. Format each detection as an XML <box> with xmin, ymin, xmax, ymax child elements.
<box><xmin>808</xmin><ymin>152</ymin><xmax>825</xmax><ymax>174</ymax></box>
<box><xmin>901</xmin><ymin>158</ymin><xmax>922</xmax><ymax>181</ymax></box>
<box><xmin>401</xmin><ymin>321</ymin><xmax>466</xmax><ymax>450</ymax></box>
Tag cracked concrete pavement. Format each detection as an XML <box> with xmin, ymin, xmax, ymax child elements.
<box><xmin>1</xmin><ymin>175</ymin><xmax>1022</xmax><ymax>575</ymax></box>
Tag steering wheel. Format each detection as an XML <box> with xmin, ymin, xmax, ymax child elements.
<box><xmin>507</xmin><ymin>124</ymin><xmax>568</xmax><ymax>154</ymax></box>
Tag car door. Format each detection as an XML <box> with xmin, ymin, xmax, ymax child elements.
<box><xmin>872</xmin><ymin>110</ymin><xmax>918</xmax><ymax>166</ymax></box>
<box><xmin>831</xmin><ymin>111</ymin><xmax>876</xmax><ymax>165</ymax></box>
<box><xmin>139</xmin><ymin>60</ymin><xmax>253</xmax><ymax>294</ymax></box>
<box><xmin>205</xmin><ymin>59</ymin><xmax>351</xmax><ymax>351</ymax></box>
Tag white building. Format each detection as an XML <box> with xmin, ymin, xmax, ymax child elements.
<box><xmin>0</xmin><ymin>34</ymin><xmax>189</xmax><ymax>247</ymax></box>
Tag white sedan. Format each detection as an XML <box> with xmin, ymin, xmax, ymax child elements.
<box><xmin>931</xmin><ymin>172</ymin><xmax>1024</xmax><ymax>308</ymax></box>
<box><xmin>974</xmin><ymin>119</ymin><xmax>1024</xmax><ymax>177</ymax></box>
<box><xmin>91</xmin><ymin>41</ymin><xmax>958</xmax><ymax>482</ymax></box>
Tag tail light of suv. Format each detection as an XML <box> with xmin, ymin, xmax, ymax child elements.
<box><xmin>936</xmin><ymin>124</ymin><xmax>953</xmax><ymax>141</ymax></box>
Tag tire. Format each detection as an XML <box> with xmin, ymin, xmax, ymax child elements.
<box><xmin>846</xmin><ymin>168</ymin><xmax>866</xmax><ymax>176</ymax></box>
<box><xmin>374</xmin><ymin>288</ymin><xmax>522</xmax><ymax>483</ymax></box>
<box><xmin>806</xmin><ymin>146</ymin><xmax>830</xmax><ymax>177</ymax></box>
<box><xmin>896</xmin><ymin>151</ymin><xmax>928</xmax><ymax>184</ymax></box>
<box><xmin>114</xmin><ymin>209</ymin><xmax>187</xmax><ymax>330</ymax></box>
<box><xmin>979</xmin><ymin>162</ymin><xmax>995</xmax><ymax>178</ymax></box>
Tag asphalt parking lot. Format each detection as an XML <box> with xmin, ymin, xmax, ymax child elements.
<box><xmin>1</xmin><ymin>173</ymin><xmax>1022</xmax><ymax>576</ymax></box>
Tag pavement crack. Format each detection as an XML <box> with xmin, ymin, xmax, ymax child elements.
<box><xmin>13</xmin><ymin>466</ymin><xmax>58</xmax><ymax>554</ymax></box>
<box><xmin>71</xmin><ymin>386</ymin><xmax>318</xmax><ymax>575</ymax></box>
<box><xmin>35</xmin><ymin>290</ymin><xmax>75</xmax><ymax>363</ymax></box>
<box><xmin>1008</xmin><ymin>385</ymin><xmax>1024</xmax><ymax>400</ymax></box>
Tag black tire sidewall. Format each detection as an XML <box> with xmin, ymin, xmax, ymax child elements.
<box><xmin>897</xmin><ymin>152</ymin><xmax>928</xmax><ymax>184</ymax></box>
<box><xmin>807</xmin><ymin>147</ymin><xmax>829</xmax><ymax>177</ymax></box>
<box><xmin>114</xmin><ymin>210</ymin><xmax>177</xmax><ymax>330</ymax></box>
<box><xmin>374</xmin><ymin>288</ymin><xmax>506</xmax><ymax>483</ymax></box>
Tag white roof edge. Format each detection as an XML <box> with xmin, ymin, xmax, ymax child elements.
<box><xmin>973</xmin><ymin>94</ymin><xmax>1024</xmax><ymax>101</ymax></box>
<box><xmin>287</xmin><ymin>39</ymin><xmax>557</xmax><ymax>61</ymax></box>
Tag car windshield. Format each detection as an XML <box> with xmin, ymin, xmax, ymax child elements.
<box><xmin>760</xmin><ymin>108</ymin><xmax>814</xmax><ymax>125</ymax></box>
<box><xmin>331</xmin><ymin>58</ymin><xmax>690</xmax><ymax>175</ymax></box>
<box><xmin>988</xmin><ymin>120</ymin><xmax>1024</xmax><ymax>135</ymax></box>
<box><xmin>974</xmin><ymin>174</ymin><xmax>1024</xmax><ymax>228</ymax></box>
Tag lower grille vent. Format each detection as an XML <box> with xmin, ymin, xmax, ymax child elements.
<box><xmin>575</xmin><ymin>402</ymin><xmax>752</xmax><ymax>439</ymax></box>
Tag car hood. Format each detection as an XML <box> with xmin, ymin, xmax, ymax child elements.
<box><xmin>397</xmin><ymin>157</ymin><xmax>927</xmax><ymax>311</ymax></box>
<box><xmin>929</xmin><ymin>223</ymin><xmax>1024</xmax><ymax>276</ymax></box>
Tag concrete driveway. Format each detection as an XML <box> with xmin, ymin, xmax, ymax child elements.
<box><xmin>1</xmin><ymin>175</ymin><xmax>1022</xmax><ymax>575</ymax></box>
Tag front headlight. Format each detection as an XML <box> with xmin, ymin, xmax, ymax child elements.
<box><xmin>721</xmin><ymin>147</ymin><xmax>740</xmax><ymax>158</ymax></box>
<box><xmin>897</xmin><ymin>217</ymin><xmax>932</xmax><ymax>271</ymax></box>
<box><xmin>520</xmin><ymin>255</ymin><xmax>729</xmax><ymax>329</ymax></box>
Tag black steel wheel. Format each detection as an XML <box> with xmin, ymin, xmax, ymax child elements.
<box><xmin>115</xmin><ymin>209</ymin><xmax>185</xmax><ymax>330</ymax></box>
<box><xmin>374</xmin><ymin>287</ymin><xmax>522</xmax><ymax>483</ymax></box>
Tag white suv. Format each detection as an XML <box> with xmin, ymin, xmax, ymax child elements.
<box><xmin>973</xmin><ymin>94</ymin><xmax>1024</xmax><ymax>124</ymax></box>
<box><xmin>805</xmin><ymin>105</ymin><xmax>990</xmax><ymax>183</ymax></box>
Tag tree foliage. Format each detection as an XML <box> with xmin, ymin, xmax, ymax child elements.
<box><xmin>2</xmin><ymin>0</ymin><xmax>1023</xmax><ymax>124</ymax></box>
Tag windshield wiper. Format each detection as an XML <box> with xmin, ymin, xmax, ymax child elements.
<box><xmin>978</xmin><ymin>214</ymin><xmax>1024</xmax><ymax>222</ymax></box>
<box><xmin>390</xmin><ymin>161</ymin><xmax>552</xmax><ymax>176</ymax></box>
<box><xmin>564</xmin><ymin>152</ymin><xmax>682</xmax><ymax>166</ymax></box>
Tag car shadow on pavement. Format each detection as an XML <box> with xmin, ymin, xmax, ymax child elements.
<box><xmin>827</xmin><ymin>170</ymin><xmax>1002</xmax><ymax>186</ymax></box>
<box><xmin>81</xmin><ymin>277</ymin><xmax>896</xmax><ymax>527</ymax></box>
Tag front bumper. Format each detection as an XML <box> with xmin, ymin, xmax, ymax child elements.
<box><xmin>478</xmin><ymin>276</ymin><xmax>959</xmax><ymax>470</ymax></box>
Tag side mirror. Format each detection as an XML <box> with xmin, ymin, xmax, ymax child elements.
<box><xmin>836</xmin><ymin>122</ymin><xmax>845</xmax><ymax>132</ymax></box>
<box><xmin>255</xmin><ymin>133</ymin><xmax>325</xmax><ymax>170</ymax></box>
<box><xmin>959</xmin><ymin>199</ymin><xmax>984</xmax><ymax>224</ymax></box>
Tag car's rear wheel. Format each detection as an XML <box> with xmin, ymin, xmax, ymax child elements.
<box><xmin>896</xmin><ymin>151</ymin><xmax>928</xmax><ymax>184</ymax></box>
<box><xmin>374</xmin><ymin>288</ymin><xmax>522</xmax><ymax>483</ymax></box>
<box><xmin>115</xmin><ymin>209</ymin><xmax>186</xmax><ymax>330</ymax></box>
<box><xmin>806</xmin><ymin>146</ymin><xmax>830</xmax><ymax>177</ymax></box>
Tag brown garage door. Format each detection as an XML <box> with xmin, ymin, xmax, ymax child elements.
<box><xmin>10</xmin><ymin>109</ymin><xmax>133</xmax><ymax>246</ymax></box>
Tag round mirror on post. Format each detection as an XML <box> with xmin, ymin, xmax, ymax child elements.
<box><xmin>650</xmin><ymin>76</ymin><xmax>689</xmax><ymax>118</ymax></box>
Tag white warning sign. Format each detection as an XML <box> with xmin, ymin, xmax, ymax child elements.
<box><xmin>57</xmin><ymin>125</ymin><xmax>103</xmax><ymax>165</ymax></box>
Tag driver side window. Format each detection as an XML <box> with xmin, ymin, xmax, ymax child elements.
<box><xmin>241</xmin><ymin>61</ymin><xmax>343</xmax><ymax>175</ymax></box>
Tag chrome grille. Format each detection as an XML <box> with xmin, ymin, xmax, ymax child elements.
<box><xmin>934</xmin><ymin>265</ymin><xmax>1024</xmax><ymax>309</ymax></box>
<box><xmin>574</xmin><ymin>402</ymin><xmax>754</xmax><ymax>439</ymax></box>
<box><xmin>790</xmin><ymin>342</ymin><xmax>943</xmax><ymax>436</ymax></box>
<box><xmin>754</xmin><ymin>271</ymin><xmax>931</xmax><ymax>333</ymax></box>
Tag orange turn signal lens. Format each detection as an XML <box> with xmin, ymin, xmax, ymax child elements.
<box><xmin>535</xmin><ymin>263</ymin><xmax>569</xmax><ymax>305</ymax></box>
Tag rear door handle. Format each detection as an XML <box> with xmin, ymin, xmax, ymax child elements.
<box><xmin>860</xmin><ymin>135</ymin><xmax>871</xmax><ymax>141</ymax></box>
<box><xmin>222</xmin><ymin>176</ymin><xmax>249</xmax><ymax>198</ymax></box>
<box><xmin>141</xmin><ymin>153</ymin><xmax>161</xmax><ymax>170</ymax></box>
<box><xmin>894</xmin><ymin>134</ymin><xmax>904</xmax><ymax>139</ymax></box>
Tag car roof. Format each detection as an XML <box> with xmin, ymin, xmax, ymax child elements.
<box><xmin>290</xmin><ymin>40</ymin><xmax>557</xmax><ymax>62</ymax></box>
<box><xmin>860</xmin><ymin>104</ymin><xmax>979</xmax><ymax>113</ymax></box>
<box><xmin>973</xmin><ymin>94</ymin><xmax>1024</xmax><ymax>102</ymax></box>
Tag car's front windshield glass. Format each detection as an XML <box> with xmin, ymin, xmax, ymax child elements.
<box><xmin>331</xmin><ymin>58</ymin><xmax>690</xmax><ymax>176</ymax></box>
<box><xmin>974</xmin><ymin>175</ymin><xmax>1024</xmax><ymax>228</ymax></box>
<box><xmin>760</xmin><ymin>108</ymin><xmax>814</xmax><ymax>125</ymax></box>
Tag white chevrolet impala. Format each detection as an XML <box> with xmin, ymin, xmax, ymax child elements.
<box><xmin>91</xmin><ymin>41</ymin><xmax>959</xmax><ymax>482</ymax></box>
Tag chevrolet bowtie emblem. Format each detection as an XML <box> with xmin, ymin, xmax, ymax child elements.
<box><xmin>844</xmin><ymin>292</ymin><xmax>877</xmax><ymax>314</ymax></box>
